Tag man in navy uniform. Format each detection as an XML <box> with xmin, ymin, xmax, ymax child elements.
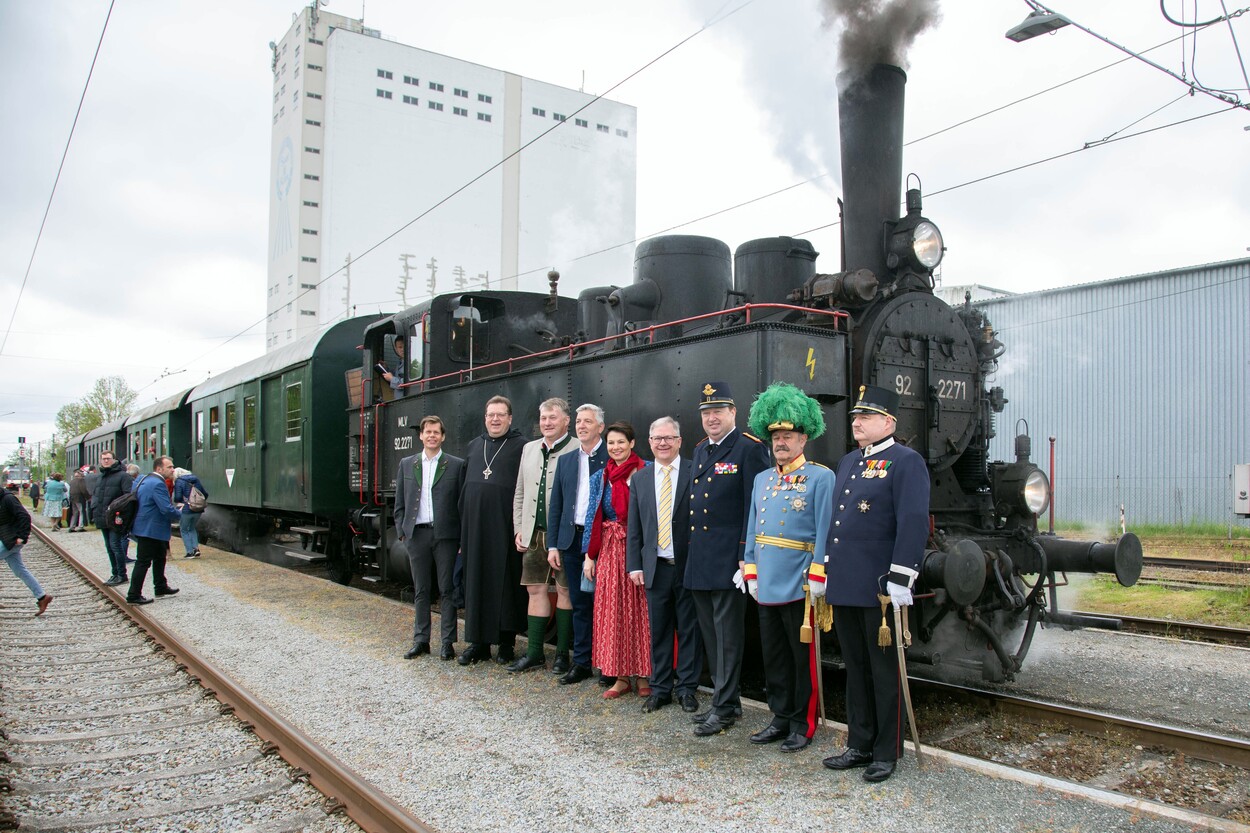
<box><xmin>741</xmin><ymin>383</ymin><xmax>834</xmax><ymax>753</ymax></box>
<box><xmin>686</xmin><ymin>381</ymin><xmax>771</xmax><ymax>736</ymax></box>
<box><xmin>820</xmin><ymin>385</ymin><xmax>930</xmax><ymax>783</ymax></box>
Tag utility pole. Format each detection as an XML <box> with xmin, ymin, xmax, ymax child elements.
<box><xmin>397</xmin><ymin>253</ymin><xmax>415</xmax><ymax>308</ymax></box>
<box><xmin>426</xmin><ymin>257</ymin><xmax>438</xmax><ymax>297</ymax></box>
<box><xmin>343</xmin><ymin>252</ymin><xmax>352</xmax><ymax>317</ymax></box>
<box><xmin>453</xmin><ymin>265</ymin><xmax>467</xmax><ymax>291</ymax></box>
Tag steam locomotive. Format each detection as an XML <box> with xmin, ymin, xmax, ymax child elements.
<box><xmin>344</xmin><ymin>63</ymin><xmax>1143</xmax><ymax>682</ymax></box>
<box><xmin>59</xmin><ymin>63</ymin><xmax>1140</xmax><ymax>682</ymax></box>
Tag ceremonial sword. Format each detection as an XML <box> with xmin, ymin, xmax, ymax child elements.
<box><xmin>892</xmin><ymin>603</ymin><xmax>925</xmax><ymax>767</ymax></box>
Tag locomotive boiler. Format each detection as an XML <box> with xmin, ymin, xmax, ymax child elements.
<box><xmin>347</xmin><ymin>63</ymin><xmax>1142</xmax><ymax>682</ymax></box>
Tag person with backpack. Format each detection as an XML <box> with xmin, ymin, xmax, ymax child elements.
<box><xmin>2</xmin><ymin>483</ymin><xmax>52</xmax><ymax>616</ymax></box>
<box><xmin>92</xmin><ymin>451</ymin><xmax>133</xmax><ymax>587</ymax></box>
<box><xmin>172</xmin><ymin>467</ymin><xmax>208</xmax><ymax>559</ymax></box>
<box><xmin>125</xmin><ymin>456</ymin><xmax>181</xmax><ymax>605</ymax></box>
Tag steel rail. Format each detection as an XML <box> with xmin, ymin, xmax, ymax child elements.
<box><xmin>30</xmin><ymin>525</ymin><xmax>438</xmax><ymax>833</ymax></box>
<box><xmin>1143</xmin><ymin>555</ymin><xmax>1250</xmax><ymax>573</ymax></box>
<box><xmin>1069</xmin><ymin>610</ymin><xmax>1250</xmax><ymax>647</ymax></box>
<box><xmin>915</xmin><ymin>677</ymin><xmax>1250</xmax><ymax>769</ymax></box>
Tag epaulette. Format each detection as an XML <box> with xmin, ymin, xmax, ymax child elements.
<box><xmin>808</xmin><ymin>461</ymin><xmax>831</xmax><ymax>469</ymax></box>
<box><xmin>695</xmin><ymin>437</ymin><xmax>709</xmax><ymax>447</ymax></box>
<box><xmin>742</xmin><ymin>432</ymin><xmax>763</xmax><ymax>443</ymax></box>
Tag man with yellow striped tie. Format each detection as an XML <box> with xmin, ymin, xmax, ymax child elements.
<box><xmin>626</xmin><ymin>416</ymin><xmax>703</xmax><ymax>714</ymax></box>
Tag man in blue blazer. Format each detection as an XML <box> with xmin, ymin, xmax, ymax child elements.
<box><xmin>126</xmin><ymin>456</ymin><xmax>181</xmax><ymax>605</ymax></box>
<box><xmin>686</xmin><ymin>382</ymin><xmax>771</xmax><ymax>736</ymax></box>
<box><xmin>626</xmin><ymin>416</ymin><xmax>702</xmax><ymax>714</ymax></box>
<box><xmin>544</xmin><ymin>403</ymin><xmax>608</xmax><ymax>684</ymax></box>
<box><xmin>394</xmin><ymin>416</ymin><xmax>466</xmax><ymax>660</ymax></box>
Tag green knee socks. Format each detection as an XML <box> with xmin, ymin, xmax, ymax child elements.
<box><xmin>556</xmin><ymin>608</ymin><xmax>573</xmax><ymax>656</ymax></box>
<box><xmin>527</xmin><ymin>615</ymin><xmax>546</xmax><ymax>660</ymax></box>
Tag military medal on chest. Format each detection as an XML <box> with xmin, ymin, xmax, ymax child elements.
<box><xmin>791</xmin><ymin>496</ymin><xmax>807</xmax><ymax>511</ymax></box>
<box><xmin>858</xmin><ymin>499</ymin><xmax>871</xmax><ymax>513</ymax></box>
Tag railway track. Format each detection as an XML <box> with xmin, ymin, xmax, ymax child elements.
<box><xmin>915</xmin><ymin>678</ymin><xmax>1250</xmax><ymax>769</ymax></box>
<box><xmin>1142</xmin><ymin>555</ymin><xmax>1250</xmax><ymax>574</ymax></box>
<box><xmin>1067</xmin><ymin>610</ymin><xmax>1250</xmax><ymax>647</ymax></box>
<box><xmin>0</xmin><ymin>528</ymin><xmax>432</xmax><ymax>833</ymax></box>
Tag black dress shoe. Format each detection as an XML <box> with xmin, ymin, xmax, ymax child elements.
<box><xmin>506</xmin><ymin>654</ymin><xmax>546</xmax><ymax>673</ymax></box>
<box><xmin>863</xmin><ymin>760</ymin><xmax>896</xmax><ymax>782</ymax></box>
<box><xmin>551</xmin><ymin>653</ymin><xmax>570</xmax><ymax>675</ymax></box>
<box><xmin>104</xmin><ymin>576</ymin><xmax>126</xmax><ymax>586</ymax></box>
<box><xmin>558</xmin><ymin>664</ymin><xmax>593</xmax><ymax>685</ymax></box>
<box><xmin>457</xmin><ymin>643</ymin><xmax>490</xmax><ymax>666</ymax></box>
<box><xmin>822</xmin><ymin>748</ymin><xmax>873</xmax><ymax>770</ymax></box>
<box><xmin>495</xmin><ymin>645</ymin><xmax>516</xmax><ymax>664</ymax></box>
<box><xmin>749</xmin><ymin>724</ymin><xmax>788</xmax><ymax>745</ymax></box>
<box><xmin>440</xmin><ymin>643</ymin><xmax>455</xmax><ymax>661</ymax></box>
<box><xmin>780</xmin><ymin>732</ymin><xmax>812</xmax><ymax>753</ymax></box>
<box><xmin>127</xmin><ymin>596</ymin><xmax>154</xmax><ymax>605</ymax></box>
<box><xmin>598</xmin><ymin>674</ymin><xmax>616</xmax><ymax>688</ymax></box>
<box><xmin>677</xmin><ymin>693</ymin><xmax>699</xmax><ymax>713</ymax></box>
<box><xmin>641</xmin><ymin>694</ymin><xmax>672</xmax><ymax>713</ymax></box>
<box><xmin>693</xmin><ymin>713</ymin><xmax>734</xmax><ymax>736</ymax></box>
<box><xmin>692</xmin><ymin>706</ymin><xmax>743</xmax><ymax>723</ymax></box>
<box><xmin>154</xmin><ymin>587</ymin><xmax>179</xmax><ymax>596</ymax></box>
<box><xmin>404</xmin><ymin>642</ymin><xmax>431</xmax><ymax>659</ymax></box>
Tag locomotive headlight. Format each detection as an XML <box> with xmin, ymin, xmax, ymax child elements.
<box><xmin>912</xmin><ymin>221</ymin><xmax>944</xmax><ymax>269</ymax></box>
<box><xmin>1022</xmin><ymin>468</ymin><xmax>1050</xmax><ymax>515</ymax></box>
<box><xmin>991</xmin><ymin>461</ymin><xmax>1051</xmax><ymax>518</ymax></box>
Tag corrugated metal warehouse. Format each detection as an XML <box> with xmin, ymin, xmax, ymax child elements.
<box><xmin>963</xmin><ymin>257</ymin><xmax>1250</xmax><ymax>528</ymax></box>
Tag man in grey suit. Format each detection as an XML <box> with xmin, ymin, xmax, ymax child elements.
<box><xmin>626</xmin><ymin>416</ymin><xmax>703</xmax><ymax>714</ymax></box>
<box><xmin>395</xmin><ymin>416</ymin><xmax>466</xmax><ymax>660</ymax></box>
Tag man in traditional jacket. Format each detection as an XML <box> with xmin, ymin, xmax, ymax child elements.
<box><xmin>457</xmin><ymin>396</ymin><xmax>527</xmax><ymax>666</ymax></box>
<box><xmin>820</xmin><ymin>385</ymin><xmax>930</xmax><ymax>783</ymax></box>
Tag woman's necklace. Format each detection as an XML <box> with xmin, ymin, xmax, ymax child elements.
<box><xmin>483</xmin><ymin>437</ymin><xmax>509</xmax><ymax>479</ymax></box>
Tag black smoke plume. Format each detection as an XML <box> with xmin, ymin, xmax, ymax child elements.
<box><xmin>822</xmin><ymin>0</ymin><xmax>942</xmax><ymax>75</ymax></box>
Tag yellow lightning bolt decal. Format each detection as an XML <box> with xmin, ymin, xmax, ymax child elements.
<box><xmin>806</xmin><ymin>347</ymin><xmax>816</xmax><ymax>380</ymax></box>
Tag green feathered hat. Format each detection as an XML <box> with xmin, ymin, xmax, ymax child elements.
<box><xmin>747</xmin><ymin>382</ymin><xmax>825</xmax><ymax>440</ymax></box>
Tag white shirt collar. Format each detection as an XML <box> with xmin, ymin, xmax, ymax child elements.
<box><xmin>862</xmin><ymin>437</ymin><xmax>895</xmax><ymax>458</ymax></box>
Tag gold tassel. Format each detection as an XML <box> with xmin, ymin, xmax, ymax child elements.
<box><xmin>800</xmin><ymin>584</ymin><xmax>813</xmax><ymax>644</ymax></box>
<box><xmin>877</xmin><ymin>593</ymin><xmax>892</xmax><ymax>648</ymax></box>
<box><xmin>814</xmin><ymin>597</ymin><xmax>834</xmax><ymax>633</ymax></box>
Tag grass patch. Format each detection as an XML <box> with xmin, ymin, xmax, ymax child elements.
<box><xmin>1076</xmin><ymin>575</ymin><xmax>1250</xmax><ymax>627</ymax></box>
<box><xmin>1053</xmin><ymin>522</ymin><xmax>1250</xmax><ymax>541</ymax></box>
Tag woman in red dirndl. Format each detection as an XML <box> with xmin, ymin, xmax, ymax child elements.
<box><xmin>584</xmin><ymin>422</ymin><xmax>651</xmax><ymax>699</ymax></box>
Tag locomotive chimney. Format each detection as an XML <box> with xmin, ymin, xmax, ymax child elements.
<box><xmin>837</xmin><ymin>64</ymin><xmax>906</xmax><ymax>280</ymax></box>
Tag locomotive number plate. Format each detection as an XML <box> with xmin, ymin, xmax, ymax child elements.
<box><xmin>394</xmin><ymin>435</ymin><xmax>414</xmax><ymax>451</ymax></box>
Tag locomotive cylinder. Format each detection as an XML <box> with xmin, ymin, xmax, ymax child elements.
<box><xmin>837</xmin><ymin>64</ymin><xmax>906</xmax><ymax>280</ymax></box>
<box><xmin>1037</xmin><ymin>532</ymin><xmax>1143</xmax><ymax>587</ymax></box>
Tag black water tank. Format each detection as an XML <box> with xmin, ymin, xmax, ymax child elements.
<box><xmin>734</xmin><ymin>237</ymin><xmax>819</xmax><ymax>305</ymax></box>
<box><xmin>577</xmin><ymin>285</ymin><xmax>616</xmax><ymax>342</ymax></box>
<box><xmin>633</xmin><ymin>235</ymin><xmax>731</xmax><ymax>326</ymax></box>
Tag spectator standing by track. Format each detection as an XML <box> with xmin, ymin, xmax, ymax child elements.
<box><xmin>172</xmin><ymin>467</ymin><xmax>208</xmax><ymax>558</ymax></box>
<box><xmin>1</xmin><ymin>483</ymin><xmax>52</xmax><ymax>615</ymax></box>
<box><xmin>92</xmin><ymin>451</ymin><xmax>133</xmax><ymax>587</ymax></box>
<box><xmin>28</xmin><ymin>479</ymin><xmax>40</xmax><ymax>512</ymax></box>
<box><xmin>125</xmin><ymin>456</ymin><xmax>181</xmax><ymax>606</ymax></box>
<box><xmin>68</xmin><ymin>470</ymin><xmax>90</xmax><ymax>532</ymax></box>
<box><xmin>42</xmin><ymin>473</ymin><xmax>68</xmax><ymax>530</ymax></box>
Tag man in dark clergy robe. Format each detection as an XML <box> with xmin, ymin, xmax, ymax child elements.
<box><xmin>457</xmin><ymin>395</ymin><xmax>528</xmax><ymax>666</ymax></box>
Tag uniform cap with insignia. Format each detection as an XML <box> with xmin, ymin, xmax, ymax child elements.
<box><xmin>849</xmin><ymin>384</ymin><xmax>899</xmax><ymax>419</ymax></box>
<box><xmin>698</xmin><ymin>381</ymin><xmax>736</xmax><ymax>410</ymax></box>
<box><xmin>747</xmin><ymin>382</ymin><xmax>826</xmax><ymax>440</ymax></box>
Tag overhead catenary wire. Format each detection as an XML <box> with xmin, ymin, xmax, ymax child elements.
<box><xmin>0</xmin><ymin>0</ymin><xmax>116</xmax><ymax>359</ymax></box>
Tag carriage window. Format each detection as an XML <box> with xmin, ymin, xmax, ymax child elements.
<box><xmin>244</xmin><ymin>396</ymin><xmax>257</xmax><ymax>445</ymax></box>
<box><xmin>195</xmin><ymin>412</ymin><xmax>204</xmax><ymax>452</ymax></box>
<box><xmin>159</xmin><ymin>424</ymin><xmax>166</xmax><ymax>455</ymax></box>
<box><xmin>209</xmin><ymin>406</ymin><xmax>221</xmax><ymax>451</ymax></box>
<box><xmin>286</xmin><ymin>383</ymin><xmax>303</xmax><ymax>440</ymax></box>
<box><xmin>225</xmin><ymin>401</ymin><xmax>238</xmax><ymax>448</ymax></box>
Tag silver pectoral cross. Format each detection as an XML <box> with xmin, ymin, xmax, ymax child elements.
<box><xmin>483</xmin><ymin>467</ymin><xmax>492</xmax><ymax>479</ymax></box>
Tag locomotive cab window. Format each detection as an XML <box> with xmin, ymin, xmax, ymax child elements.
<box><xmin>449</xmin><ymin>296</ymin><xmax>501</xmax><ymax>364</ymax></box>
<box><xmin>407</xmin><ymin>316</ymin><xmax>425</xmax><ymax>380</ymax></box>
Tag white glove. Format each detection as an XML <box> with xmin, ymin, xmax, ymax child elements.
<box><xmin>732</xmin><ymin>568</ymin><xmax>745</xmax><ymax>592</ymax></box>
<box><xmin>808</xmin><ymin>580</ymin><xmax>826</xmax><ymax>601</ymax></box>
<box><xmin>887</xmin><ymin>581</ymin><xmax>913</xmax><ymax>608</ymax></box>
<box><xmin>747</xmin><ymin>579</ymin><xmax>758</xmax><ymax>600</ymax></box>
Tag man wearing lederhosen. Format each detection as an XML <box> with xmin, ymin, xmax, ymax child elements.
<box><xmin>821</xmin><ymin>385</ymin><xmax>929</xmax><ymax>783</ymax></box>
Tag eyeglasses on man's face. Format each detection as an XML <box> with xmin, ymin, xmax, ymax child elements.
<box><xmin>649</xmin><ymin>435</ymin><xmax>678</xmax><ymax>443</ymax></box>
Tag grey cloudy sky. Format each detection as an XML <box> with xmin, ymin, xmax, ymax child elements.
<box><xmin>2</xmin><ymin>0</ymin><xmax>1247</xmax><ymax>452</ymax></box>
